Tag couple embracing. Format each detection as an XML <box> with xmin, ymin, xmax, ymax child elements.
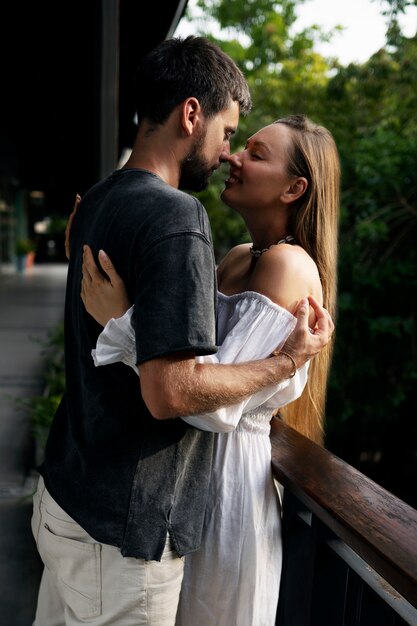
<box><xmin>31</xmin><ymin>35</ymin><xmax>339</xmax><ymax>626</ymax></box>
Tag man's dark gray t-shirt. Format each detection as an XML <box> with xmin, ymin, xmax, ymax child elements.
<box><xmin>40</xmin><ymin>169</ymin><xmax>218</xmax><ymax>560</ymax></box>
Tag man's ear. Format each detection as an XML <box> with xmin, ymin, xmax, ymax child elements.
<box><xmin>280</xmin><ymin>177</ymin><xmax>308</xmax><ymax>204</ymax></box>
<box><xmin>181</xmin><ymin>97</ymin><xmax>202</xmax><ymax>136</ymax></box>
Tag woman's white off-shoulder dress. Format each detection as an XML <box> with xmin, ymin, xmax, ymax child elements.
<box><xmin>93</xmin><ymin>291</ymin><xmax>308</xmax><ymax>626</ymax></box>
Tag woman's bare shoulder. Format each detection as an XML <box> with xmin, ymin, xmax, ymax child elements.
<box><xmin>249</xmin><ymin>244</ymin><xmax>323</xmax><ymax>312</ymax></box>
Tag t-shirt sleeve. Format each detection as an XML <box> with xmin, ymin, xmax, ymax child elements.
<box><xmin>133</xmin><ymin>232</ymin><xmax>217</xmax><ymax>364</ymax></box>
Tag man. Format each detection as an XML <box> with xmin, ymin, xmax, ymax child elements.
<box><xmin>31</xmin><ymin>36</ymin><xmax>333</xmax><ymax>625</ymax></box>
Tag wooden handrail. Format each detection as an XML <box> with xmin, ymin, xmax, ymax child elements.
<box><xmin>270</xmin><ymin>419</ymin><xmax>417</xmax><ymax>609</ymax></box>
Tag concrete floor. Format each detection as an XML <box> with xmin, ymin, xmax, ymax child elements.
<box><xmin>0</xmin><ymin>263</ymin><xmax>67</xmax><ymax>626</ymax></box>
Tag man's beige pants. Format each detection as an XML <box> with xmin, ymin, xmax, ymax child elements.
<box><xmin>31</xmin><ymin>477</ymin><xmax>184</xmax><ymax>625</ymax></box>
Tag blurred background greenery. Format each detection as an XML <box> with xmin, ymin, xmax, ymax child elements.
<box><xmin>180</xmin><ymin>0</ymin><xmax>417</xmax><ymax>506</ymax></box>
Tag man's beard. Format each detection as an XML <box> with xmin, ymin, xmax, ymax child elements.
<box><xmin>179</xmin><ymin>129</ymin><xmax>213</xmax><ymax>192</ymax></box>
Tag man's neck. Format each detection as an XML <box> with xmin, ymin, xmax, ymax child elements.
<box><xmin>123</xmin><ymin>122</ymin><xmax>183</xmax><ymax>188</ymax></box>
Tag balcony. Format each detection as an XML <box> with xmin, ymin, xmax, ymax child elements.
<box><xmin>272</xmin><ymin>420</ymin><xmax>417</xmax><ymax>625</ymax></box>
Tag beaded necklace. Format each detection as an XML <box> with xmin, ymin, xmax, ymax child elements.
<box><xmin>249</xmin><ymin>235</ymin><xmax>296</xmax><ymax>258</ymax></box>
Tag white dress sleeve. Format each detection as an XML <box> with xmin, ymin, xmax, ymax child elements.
<box><xmin>92</xmin><ymin>306</ymin><xmax>138</xmax><ymax>373</ymax></box>
<box><xmin>92</xmin><ymin>293</ymin><xmax>309</xmax><ymax>433</ymax></box>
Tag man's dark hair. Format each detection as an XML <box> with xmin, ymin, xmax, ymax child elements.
<box><xmin>134</xmin><ymin>36</ymin><xmax>252</xmax><ymax>126</ymax></box>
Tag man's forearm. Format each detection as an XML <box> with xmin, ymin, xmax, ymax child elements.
<box><xmin>140</xmin><ymin>296</ymin><xmax>333</xmax><ymax>420</ymax></box>
<box><xmin>178</xmin><ymin>355</ymin><xmax>295</xmax><ymax>416</ymax></box>
<box><xmin>140</xmin><ymin>353</ymin><xmax>295</xmax><ymax>419</ymax></box>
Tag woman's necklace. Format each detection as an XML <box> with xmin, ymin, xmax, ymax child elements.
<box><xmin>250</xmin><ymin>235</ymin><xmax>296</xmax><ymax>258</ymax></box>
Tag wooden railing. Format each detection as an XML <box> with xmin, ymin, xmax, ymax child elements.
<box><xmin>270</xmin><ymin>420</ymin><xmax>417</xmax><ymax>626</ymax></box>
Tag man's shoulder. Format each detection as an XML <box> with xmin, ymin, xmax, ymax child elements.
<box><xmin>144</xmin><ymin>184</ymin><xmax>210</xmax><ymax>239</ymax></box>
<box><xmin>87</xmin><ymin>170</ymin><xmax>212</xmax><ymax>245</ymax></box>
<box><xmin>115</xmin><ymin>170</ymin><xmax>206</xmax><ymax>216</ymax></box>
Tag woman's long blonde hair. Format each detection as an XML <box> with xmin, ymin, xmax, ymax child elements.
<box><xmin>275</xmin><ymin>115</ymin><xmax>340</xmax><ymax>445</ymax></box>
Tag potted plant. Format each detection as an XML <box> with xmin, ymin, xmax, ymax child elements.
<box><xmin>14</xmin><ymin>238</ymin><xmax>36</xmax><ymax>272</ymax></box>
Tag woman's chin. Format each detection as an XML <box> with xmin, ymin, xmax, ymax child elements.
<box><xmin>220</xmin><ymin>187</ymin><xmax>234</xmax><ymax>206</ymax></box>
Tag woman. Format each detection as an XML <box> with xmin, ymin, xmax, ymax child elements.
<box><xmin>80</xmin><ymin>114</ymin><xmax>340</xmax><ymax>625</ymax></box>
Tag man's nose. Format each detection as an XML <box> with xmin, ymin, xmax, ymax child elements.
<box><xmin>219</xmin><ymin>144</ymin><xmax>231</xmax><ymax>162</ymax></box>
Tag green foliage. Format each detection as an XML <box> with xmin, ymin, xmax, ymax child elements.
<box><xmin>46</xmin><ymin>216</ymin><xmax>68</xmax><ymax>235</ymax></box>
<box><xmin>15</xmin><ymin>238</ymin><xmax>36</xmax><ymax>255</ymax></box>
<box><xmin>29</xmin><ymin>395</ymin><xmax>62</xmax><ymax>449</ymax></box>
<box><xmin>311</xmin><ymin>33</ymin><xmax>417</xmax><ymax>506</ymax></box>
<box><xmin>18</xmin><ymin>321</ymin><xmax>65</xmax><ymax>447</ymax></box>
